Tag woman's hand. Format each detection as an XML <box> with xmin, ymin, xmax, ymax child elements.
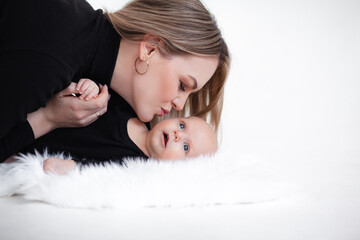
<box><xmin>44</xmin><ymin>82</ymin><xmax>109</xmax><ymax>128</ymax></box>
<box><xmin>27</xmin><ymin>82</ymin><xmax>109</xmax><ymax>139</ymax></box>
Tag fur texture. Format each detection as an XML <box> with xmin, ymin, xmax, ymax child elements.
<box><xmin>0</xmin><ymin>150</ymin><xmax>280</xmax><ymax>209</ymax></box>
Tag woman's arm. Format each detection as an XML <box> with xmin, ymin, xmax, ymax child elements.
<box><xmin>0</xmin><ymin>83</ymin><xmax>109</xmax><ymax>162</ymax></box>
<box><xmin>29</xmin><ymin>83</ymin><xmax>109</xmax><ymax>139</ymax></box>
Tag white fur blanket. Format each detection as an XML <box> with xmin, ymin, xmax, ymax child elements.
<box><xmin>0</xmin><ymin>150</ymin><xmax>279</xmax><ymax>209</ymax></box>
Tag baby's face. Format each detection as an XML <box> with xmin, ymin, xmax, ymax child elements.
<box><xmin>145</xmin><ymin>117</ymin><xmax>218</xmax><ymax>160</ymax></box>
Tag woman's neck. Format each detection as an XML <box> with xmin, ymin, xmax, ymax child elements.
<box><xmin>110</xmin><ymin>39</ymin><xmax>138</xmax><ymax>111</ymax></box>
<box><xmin>127</xmin><ymin>118</ymin><xmax>150</xmax><ymax>157</ymax></box>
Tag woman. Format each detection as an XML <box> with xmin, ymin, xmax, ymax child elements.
<box><xmin>0</xmin><ymin>0</ymin><xmax>230</xmax><ymax>162</ymax></box>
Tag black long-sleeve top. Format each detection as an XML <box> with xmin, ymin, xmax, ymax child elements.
<box><xmin>0</xmin><ymin>0</ymin><xmax>146</xmax><ymax>163</ymax></box>
<box><xmin>20</xmin><ymin>89</ymin><xmax>149</xmax><ymax>164</ymax></box>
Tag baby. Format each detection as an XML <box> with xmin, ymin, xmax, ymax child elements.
<box><xmin>43</xmin><ymin>79</ymin><xmax>218</xmax><ymax>175</ymax></box>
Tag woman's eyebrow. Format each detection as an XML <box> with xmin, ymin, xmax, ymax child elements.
<box><xmin>187</xmin><ymin>75</ymin><xmax>198</xmax><ymax>90</ymax></box>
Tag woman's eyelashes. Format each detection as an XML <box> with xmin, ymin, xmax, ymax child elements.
<box><xmin>180</xmin><ymin>81</ymin><xmax>186</xmax><ymax>92</ymax></box>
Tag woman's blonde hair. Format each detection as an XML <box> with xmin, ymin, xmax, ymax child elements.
<box><xmin>105</xmin><ymin>0</ymin><xmax>230</xmax><ymax>134</ymax></box>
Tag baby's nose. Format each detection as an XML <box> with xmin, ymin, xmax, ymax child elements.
<box><xmin>173</xmin><ymin>130</ymin><xmax>182</xmax><ymax>142</ymax></box>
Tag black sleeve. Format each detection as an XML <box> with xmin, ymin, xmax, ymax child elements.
<box><xmin>0</xmin><ymin>121</ymin><xmax>34</xmax><ymax>162</ymax></box>
<box><xmin>0</xmin><ymin>50</ymin><xmax>73</xmax><ymax>162</ymax></box>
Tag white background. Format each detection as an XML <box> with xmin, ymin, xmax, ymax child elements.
<box><xmin>1</xmin><ymin>0</ymin><xmax>359</xmax><ymax>239</ymax></box>
<box><xmin>89</xmin><ymin>0</ymin><xmax>360</xmax><ymax>162</ymax></box>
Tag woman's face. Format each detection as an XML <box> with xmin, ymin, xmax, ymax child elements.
<box><xmin>132</xmin><ymin>51</ymin><xmax>219</xmax><ymax>122</ymax></box>
<box><xmin>146</xmin><ymin>117</ymin><xmax>218</xmax><ymax>160</ymax></box>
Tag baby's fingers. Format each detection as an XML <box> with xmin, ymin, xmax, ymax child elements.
<box><xmin>78</xmin><ymin>81</ymin><xmax>91</xmax><ymax>96</ymax></box>
<box><xmin>80</xmin><ymin>85</ymin><xmax>95</xmax><ymax>100</ymax></box>
<box><xmin>85</xmin><ymin>87</ymin><xmax>99</xmax><ymax>101</ymax></box>
<box><xmin>76</xmin><ymin>79</ymin><xmax>87</xmax><ymax>92</ymax></box>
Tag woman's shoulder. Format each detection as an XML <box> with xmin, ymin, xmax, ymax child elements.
<box><xmin>2</xmin><ymin>0</ymin><xmax>97</xmax><ymax>20</ymax></box>
<box><xmin>1</xmin><ymin>0</ymin><xmax>104</xmax><ymax>50</ymax></box>
<box><xmin>4</xmin><ymin>0</ymin><xmax>96</xmax><ymax>15</ymax></box>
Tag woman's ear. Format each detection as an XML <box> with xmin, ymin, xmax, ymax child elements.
<box><xmin>139</xmin><ymin>34</ymin><xmax>161</xmax><ymax>60</ymax></box>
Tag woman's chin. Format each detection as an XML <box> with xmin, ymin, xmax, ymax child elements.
<box><xmin>136</xmin><ymin>112</ymin><xmax>153</xmax><ymax>123</ymax></box>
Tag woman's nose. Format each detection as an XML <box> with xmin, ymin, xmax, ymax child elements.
<box><xmin>171</xmin><ymin>96</ymin><xmax>186</xmax><ymax>111</ymax></box>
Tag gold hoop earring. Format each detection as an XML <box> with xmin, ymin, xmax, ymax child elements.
<box><xmin>134</xmin><ymin>57</ymin><xmax>149</xmax><ymax>75</ymax></box>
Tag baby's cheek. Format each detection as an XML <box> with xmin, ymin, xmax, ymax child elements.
<box><xmin>157</xmin><ymin>147</ymin><xmax>185</xmax><ymax>161</ymax></box>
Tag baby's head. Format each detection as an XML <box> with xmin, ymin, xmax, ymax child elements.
<box><xmin>145</xmin><ymin>116</ymin><xmax>218</xmax><ymax>160</ymax></box>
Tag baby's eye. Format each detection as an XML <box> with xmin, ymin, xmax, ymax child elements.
<box><xmin>179</xmin><ymin>122</ymin><xmax>185</xmax><ymax>130</ymax></box>
<box><xmin>183</xmin><ymin>143</ymin><xmax>189</xmax><ymax>152</ymax></box>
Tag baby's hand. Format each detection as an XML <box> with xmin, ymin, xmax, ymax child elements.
<box><xmin>76</xmin><ymin>78</ymin><xmax>100</xmax><ymax>101</ymax></box>
<box><xmin>43</xmin><ymin>157</ymin><xmax>77</xmax><ymax>175</ymax></box>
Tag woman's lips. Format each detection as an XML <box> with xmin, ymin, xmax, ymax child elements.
<box><xmin>158</xmin><ymin>109</ymin><xmax>164</xmax><ymax>117</ymax></box>
<box><xmin>162</xmin><ymin>108</ymin><xmax>170</xmax><ymax>114</ymax></box>
<box><xmin>158</xmin><ymin>108</ymin><xmax>170</xmax><ymax>117</ymax></box>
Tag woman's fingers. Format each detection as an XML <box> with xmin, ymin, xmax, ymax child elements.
<box><xmin>78</xmin><ymin>105</ymin><xmax>107</xmax><ymax>126</ymax></box>
<box><xmin>96</xmin><ymin>84</ymin><xmax>110</xmax><ymax>102</ymax></box>
<box><xmin>43</xmin><ymin>84</ymin><xmax>109</xmax><ymax>128</ymax></box>
<box><xmin>78</xmin><ymin>84</ymin><xmax>109</xmax><ymax>109</ymax></box>
<box><xmin>68</xmin><ymin>84</ymin><xmax>109</xmax><ymax>111</ymax></box>
<box><xmin>58</xmin><ymin>82</ymin><xmax>79</xmax><ymax>97</ymax></box>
